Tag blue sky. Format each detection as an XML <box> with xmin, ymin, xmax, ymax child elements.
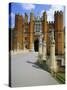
<box><xmin>9</xmin><ymin>3</ymin><xmax>65</xmax><ymax>28</ymax></box>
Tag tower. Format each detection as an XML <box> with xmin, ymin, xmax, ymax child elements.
<box><xmin>42</xmin><ymin>12</ymin><xmax>48</xmax><ymax>42</ymax></box>
<box><xmin>24</xmin><ymin>13</ymin><xmax>28</xmax><ymax>50</ymax></box>
<box><xmin>54</xmin><ymin>11</ymin><xmax>64</xmax><ymax>55</ymax></box>
<box><xmin>29</xmin><ymin>12</ymin><xmax>34</xmax><ymax>51</ymax></box>
<box><xmin>14</xmin><ymin>14</ymin><xmax>24</xmax><ymax>50</ymax></box>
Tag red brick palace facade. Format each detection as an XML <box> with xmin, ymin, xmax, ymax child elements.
<box><xmin>10</xmin><ymin>11</ymin><xmax>65</xmax><ymax>55</ymax></box>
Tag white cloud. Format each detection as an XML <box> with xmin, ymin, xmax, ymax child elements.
<box><xmin>10</xmin><ymin>12</ymin><xmax>15</xmax><ymax>19</ymax></box>
<box><xmin>46</xmin><ymin>5</ymin><xmax>64</xmax><ymax>21</ymax></box>
<box><xmin>40</xmin><ymin>10</ymin><xmax>44</xmax><ymax>17</ymax></box>
<box><xmin>51</xmin><ymin>5</ymin><xmax>64</xmax><ymax>12</ymax></box>
<box><xmin>47</xmin><ymin>8</ymin><xmax>54</xmax><ymax>21</ymax></box>
<box><xmin>10</xmin><ymin>12</ymin><xmax>15</xmax><ymax>28</ymax></box>
<box><xmin>22</xmin><ymin>4</ymin><xmax>35</xmax><ymax>10</ymax></box>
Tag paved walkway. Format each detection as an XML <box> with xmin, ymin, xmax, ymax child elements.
<box><xmin>11</xmin><ymin>52</ymin><xmax>59</xmax><ymax>87</ymax></box>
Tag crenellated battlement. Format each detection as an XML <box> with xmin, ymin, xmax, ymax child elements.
<box><xmin>48</xmin><ymin>21</ymin><xmax>54</xmax><ymax>25</ymax></box>
<box><xmin>54</xmin><ymin>11</ymin><xmax>63</xmax><ymax>14</ymax></box>
<box><xmin>54</xmin><ymin>11</ymin><xmax>63</xmax><ymax>19</ymax></box>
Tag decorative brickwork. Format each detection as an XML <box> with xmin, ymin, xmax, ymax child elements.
<box><xmin>11</xmin><ymin>11</ymin><xmax>65</xmax><ymax>55</ymax></box>
<box><xmin>54</xmin><ymin>11</ymin><xmax>64</xmax><ymax>55</ymax></box>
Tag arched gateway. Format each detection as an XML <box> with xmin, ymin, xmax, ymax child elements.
<box><xmin>34</xmin><ymin>39</ymin><xmax>39</xmax><ymax>52</ymax></box>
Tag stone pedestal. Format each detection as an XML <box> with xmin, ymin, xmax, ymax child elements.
<box><xmin>17</xmin><ymin>42</ymin><xmax>20</xmax><ymax>50</ymax></box>
<box><xmin>29</xmin><ymin>43</ymin><xmax>34</xmax><ymax>51</ymax></box>
<box><xmin>50</xmin><ymin>40</ymin><xmax>57</xmax><ymax>74</ymax></box>
<box><xmin>38</xmin><ymin>36</ymin><xmax>42</xmax><ymax>63</ymax></box>
<box><xmin>49</xmin><ymin>29</ymin><xmax>58</xmax><ymax>75</ymax></box>
<box><xmin>42</xmin><ymin>41</ymin><xmax>47</xmax><ymax>61</ymax></box>
<box><xmin>38</xmin><ymin>36</ymin><xmax>42</xmax><ymax>56</ymax></box>
<box><xmin>23</xmin><ymin>44</ymin><xmax>26</xmax><ymax>51</ymax></box>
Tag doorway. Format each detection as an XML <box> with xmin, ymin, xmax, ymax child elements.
<box><xmin>34</xmin><ymin>39</ymin><xmax>39</xmax><ymax>52</ymax></box>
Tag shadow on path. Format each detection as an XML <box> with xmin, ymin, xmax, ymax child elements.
<box><xmin>26</xmin><ymin>60</ymin><xmax>50</xmax><ymax>72</ymax></box>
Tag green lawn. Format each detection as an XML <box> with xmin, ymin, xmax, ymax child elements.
<box><xmin>56</xmin><ymin>73</ymin><xmax>65</xmax><ymax>84</ymax></box>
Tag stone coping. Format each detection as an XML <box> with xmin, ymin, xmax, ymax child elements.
<box><xmin>10</xmin><ymin>50</ymin><xmax>38</xmax><ymax>55</ymax></box>
<box><xmin>10</xmin><ymin>50</ymin><xmax>29</xmax><ymax>55</ymax></box>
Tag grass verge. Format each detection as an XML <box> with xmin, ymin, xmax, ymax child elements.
<box><xmin>56</xmin><ymin>73</ymin><xmax>65</xmax><ymax>84</ymax></box>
